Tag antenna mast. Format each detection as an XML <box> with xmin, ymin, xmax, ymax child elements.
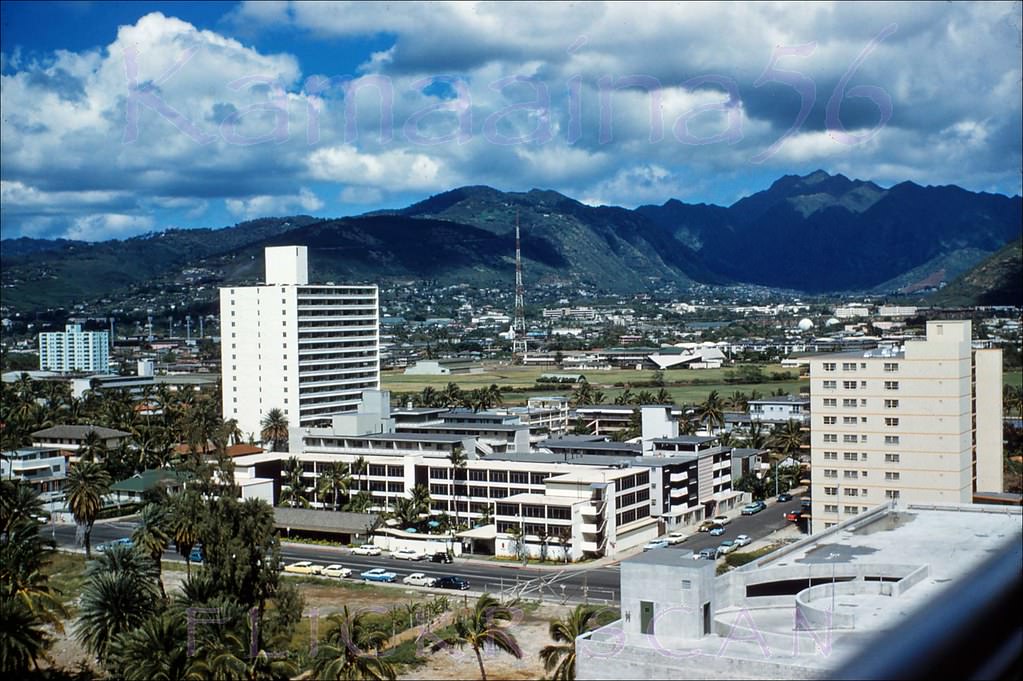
<box><xmin>512</xmin><ymin>212</ymin><xmax>527</xmax><ymax>356</ymax></box>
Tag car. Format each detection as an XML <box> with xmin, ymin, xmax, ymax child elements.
<box><xmin>785</xmin><ymin>510</ymin><xmax>803</xmax><ymax>522</ymax></box>
<box><xmin>800</xmin><ymin>498</ymin><xmax>812</xmax><ymax>510</ymax></box>
<box><xmin>360</xmin><ymin>568</ymin><xmax>397</xmax><ymax>583</ymax></box>
<box><xmin>777</xmin><ymin>493</ymin><xmax>793</xmax><ymax>503</ymax></box>
<box><xmin>713</xmin><ymin>514</ymin><xmax>730</xmax><ymax>525</ymax></box>
<box><xmin>284</xmin><ymin>561</ymin><xmax>324</xmax><ymax>575</ymax></box>
<box><xmin>435</xmin><ymin>576</ymin><xmax>470</xmax><ymax>590</ymax></box>
<box><xmin>351</xmin><ymin>544</ymin><xmax>382</xmax><ymax>556</ymax></box>
<box><xmin>697</xmin><ymin>521</ymin><xmax>716</xmax><ymax>533</ymax></box>
<box><xmin>322</xmin><ymin>564</ymin><xmax>352</xmax><ymax>578</ymax></box>
<box><xmin>741</xmin><ymin>501</ymin><xmax>767</xmax><ymax>515</ymax></box>
<box><xmin>697</xmin><ymin>548</ymin><xmax>717</xmax><ymax>560</ymax></box>
<box><xmin>709</xmin><ymin>525</ymin><xmax>726</xmax><ymax>537</ymax></box>
<box><xmin>430</xmin><ymin>552</ymin><xmax>454</xmax><ymax>563</ymax></box>
<box><xmin>666</xmin><ymin>532</ymin><xmax>688</xmax><ymax>545</ymax></box>
<box><xmin>189</xmin><ymin>545</ymin><xmax>204</xmax><ymax>563</ymax></box>
<box><xmin>643</xmin><ymin>539</ymin><xmax>670</xmax><ymax>551</ymax></box>
<box><xmin>403</xmin><ymin>572</ymin><xmax>437</xmax><ymax>587</ymax></box>
<box><xmin>715</xmin><ymin>540</ymin><xmax>737</xmax><ymax>557</ymax></box>
<box><xmin>734</xmin><ymin>534</ymin><xmax>752</xmax><ymax>548</ymax></box>
<box><xmin>393</xmin><ymin>548</ymin><xmax>427</xmax><ymax>561</ymax></box>
<box><xmin>98</xmin><ymin>537</ymin><xmax>134</xmax><ymax>552</ymax></box>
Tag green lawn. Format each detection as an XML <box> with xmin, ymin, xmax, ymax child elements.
<box><xmin>1006</xmin><ymin>369</ymin><xmax>1022</xmax><ymax>390</ymax></box>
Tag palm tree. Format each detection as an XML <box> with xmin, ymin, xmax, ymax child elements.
<box><xmin>570</xmin><ymin>382</ymin><xmax>593</xmax><ymax>407</ymax></box>
<box><xmin>743</xmin><ymin>420</ymin><xmax>769</xmax><ymax>449</ymax></box>
<box><xmin>539</xmin><ymin>605</ymin><xmax>603</xmax><ymax>681</ymax></box>
<box><xmin>419</xmin><ymin>386</ymin><xmax>440</xmax><ymax>408</ymax></box>
<box><xmin>79</xmin><ymin>429</ymin><xmax>107</xmax><ymax>463</ymax></box>
<box><xmin>727</xmin><ymin>390</ymin><xmax>749</xmax><ymax>412</ymax></box>
<box><xmin>260</xmin><ymin>408</ymin><xmax>289</xmax><ymax>452</ymax></box>
<box><xmin>132</xmin><ymin>503</ymin><xmax>170</xmax><ymax>599</ymax></box>
<box><xmin>0</xmin><ymin>597</ymin><xmax>52</xmax><ymax>673</ymax></box>
<box><xmin>106</xmin><ymin>613</ymin><xmax>193</xmax><ymax>681</ymax></box>
<box><xmin>312</xmin><ymin>606</ymin><xmax>396</xmax><ymax>680</ymax></box>
<box><xmin>770</xmin><ymin>419</ymin><xmax>808</xmax><ymax>464</ymax></box>
<box><xmin>448</xmin><ymin>446</ymin><xmax>468</xmax><ymax>530</ymax></box>
<box><xmin>654</xmin><ymin>388</ymin><xmax>672</xmax><ymax>405</ymax></box>
<box><xmin>351</xmin><ymin>456</ymin><xmax>368</xmax><ymax>494</ymax></box>
<box><xmin>76</xmin><ymin>569</ymin><xmax>160</xmax><ymax>660</ymax></box>
<box><xmin>169</xmin><ymin>490</ymin><xmax>204</xmax><ymax>577</ymax></box>
<box><xmin>317</xmin><ymin>461</ymin><xmax>351</xmax><ymax>511</ymax></box>
<box><xmin>441</xmin><ymin>382</ymin><xmax>463</xmax><ymax>409</ymax></box>
<box><xmin>280</xmin><ymin>456</ymin><xmax>310</xmax><ymax>508</ymax></box>
<box><xmin>1005</xmin><ymin>385</ymin><xmax>1023</xmax><ymax>418</ymax></box>
<box><xmin>66</xmin><ymin>461</ymin><xmax>111</xmax><ymax>558</ymax></box>
<box><xmin>443</xmin><ymin>593</ymin><xmax>523</xmax><ymax>681</ymax></box>
<box><xmin>409</xmin><ymin>483</ymin><xmax>432</xmax><ymax>519</ymax></box>
<box><xmin>696</xmin><ymin>390</ymin><xmax>725</xmax><ymax>435</ymax></box>
<box><xmin>613</xmin><ymin>388</ymin><xmax>634</xmax><ymax>406</ymax></box>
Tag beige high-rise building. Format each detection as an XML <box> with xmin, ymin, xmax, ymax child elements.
<box><xmin>808</xmin><ymin>320</ymin><xmax>1002</xmax><ymax>533</ymax></box>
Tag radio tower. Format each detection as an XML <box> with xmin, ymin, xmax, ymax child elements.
<box><xmin>512</xmin><ymin>212</ymin><xmax>527</xmax><ymax>357</ymax></box>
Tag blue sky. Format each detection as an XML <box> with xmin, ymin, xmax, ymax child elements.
<box><xmin>1</xmin><ymin>1</ymin><xmax>1020</xmax><ymax>241</ymax></box>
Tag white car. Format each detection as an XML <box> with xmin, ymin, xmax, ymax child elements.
<box><xmin>666</xmin><ymin>532</ymin><xmax>688</xmax><ymax>545</ymax></box>
<box><xmin>322</xmin><ymin>564</ymin><xmax>352</xmax><ymax>578</ymax></box>
<box><xmin>393</xmin><ymin>548</ymin><xmax>427</xmax><ymax>561</ymax></box>
<box><xmin>715</xmin><ymin>540</ymin><xmax>737</xmax><ymax>557</ymax></box>
<box><xmin>403</xmin><ymin>572</ymin><xmax>437</xmax><ymax>587</ymax></box>
<box><xmin>642</xmin><ymin>539</ymin><xmax>670</xmax><ymax>551</ymax></box>
<box><xmin>283</xmin><ymin>561</ymin><xmax>324</xmax><ymax>575</ymax></box>
<box><xmin>734</xmin><ymin>534</ymin><xmax>752</xmax><ymax>548</ymax></box>
<box><xmin>713</xmin><ymin>515</ymin><xmax>731</xmax><ymax>526</ymax></box>
<box><xmin>351</xmin><ymin>545</ymin><xmax>382</xmax><ymax>556</ymax></box>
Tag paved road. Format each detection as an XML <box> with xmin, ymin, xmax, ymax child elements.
<box><xmin>48</xmin><ymin>494</ymin><xmax>805</xmax><ymax>605</ymax></box>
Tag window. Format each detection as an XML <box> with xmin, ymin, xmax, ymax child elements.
<box><xmin>884</xmin><ymin>435</ymin><xmax>900</xmax><ymax>445</ymax></box>
<box><xmin>843</xmin><ymin>381</ymin><xmax>857</xmax><ymax>389</ymax></box>
<box><xmin>885</xmin><ymin>453</ymin><xmax>900</xmax><ymax>463</ymax></box>
<box><xmin>885</xmin><ymin>399</ymin><xmax>899</xmax><ymax>409</ymax></box>
<box><xmin>823</xmin><ymin>398</ymin><xmax>837</xmax><ymax>407</ymax></box>
<box><xmin>681</xmin><ymin>579</ymin><xmax>692</xmax><ymax>591</ymax></box>
<box><xmin>885</xmin><ymin>472</ymin><xmax>901</xmax><ymax>481</ymax></box>
<box><xmin>845</xmin><ymin>488</ymin><xmax>859</xmax><ymax>497</ymax></box>
<box><xmin>884</xmin><ymin>381</ymin><xmax>899</xmax><ymax>390</ymax></box>
<box><xmin>844</xmin><ymin>506</ymin><xmax>860</xmax><ymax>515</ymax></box>
<box><xmin>823</xmin><ymin>416</ymin><xmax>837</xmax><ymax>425</ymax></box>
<box><xmin>884</xmin><ymin>362</ymin><xmax>899</xmax><ymax>372</ymax></box>
<box><xmin>885</xmin><ymin>490</ymin><xmax>901</xmax><ymax>499</ymax></box>
<box><xmin>825</xmin><ymin>487</ymin><xmax>838</xmax><ymax>496</ymax></box>
<box><xmin>860</xmin><ymin>381</ymin><xmax>867</xmax><ymax>388</ymax></box>
<box><xmin>843</xmin><ymin>434</ymin><xmax>858</xmax><ymax>443</ymax></box>
<box><xmin>843</xmin><ymin>399</ymin><xmax>857</xmax><ymax>408</ymax></box>
<box><xmin>823</xmin><ymin>362</ymin><xmax>836</xmax><ymax>371</ymax></box>
<box><xmin>843</xmin><ymin>416</ymin><xmax>857</xmax><ymax>424</ymax></box>
<box><xmin>823</xmin><ymin>380</ymin><xmax>837</xmax><ymax>389</ymax></box>
<box><xmin>844</xmin><ymin>452</ymin><xmax>858</xmax><ymax>461</ymax></box>
<box><xmin>843</xmin><ymin>470</ymin><xmax>858</xmax><ymax>479</ymax></box>
<box><xmin>824</xmin><ymin>504</ymin><xmax>839</xmax><ymax>513</ymax></box>
<box><xmin>823</xmin><ymin>433</ymin><xmax>838</xmax><ymax>443</ymax></box>
<box><xmin>824</xmin><ymin>451</ymin><xmax>838</xmax><ymax>460</ymax></box>
<box><xmin>824</xmin><ymin>469</ymin><xmax>838</xmax><ymax>478</ymax></box>
<box><xmin>860</xmin><ymin>453</ymin><xmax>868</xmax><ymax>461</ymax></box>
<box><xmin>885</xmin><ymin>417</ymin><xmax>899</xmax><ymax>427</ymax></box>
<box><xmin>861</xmin><ymin>470</ymin><xmax>868</xmax><ymax>478</ymax></box>
<box><xmin>842</xmin><ymin>363</ymin><xmax>856</xmax><ymax>371</ymax></box>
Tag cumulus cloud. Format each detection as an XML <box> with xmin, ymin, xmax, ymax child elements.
<box><xmin>226</xmin><ymin>188</ymin><xmax>324</xmax><ymax>219</ymax></box>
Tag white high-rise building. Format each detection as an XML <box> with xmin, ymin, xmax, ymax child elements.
<box><xmin>808</xmin><ymin>320</ymin><xmax>1003</xmax><ymax>533</ymax></box>
<box><xmin>220</xmin><ymin>246</ymin><xmax>380</xmax><ymax>440</ymax></box>
<box><xmin>38</xmin><ymin>323</ymin><xmax>109</xmax><ymax>373</ymax></box>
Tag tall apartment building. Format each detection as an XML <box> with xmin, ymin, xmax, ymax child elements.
<box><xmin>220</xmin><ymin>246</ymin><xmax>380</xmax><ymax>439</ymax></box>
<box><xmin>808</xmin><ymin>320</ymin><xmax>1003</xmax><ymax>533</ymax></box>
<box><xmin>38</xmin><ymin>323</ymin><xmax>109</xmax><ymax>373</ymax></box>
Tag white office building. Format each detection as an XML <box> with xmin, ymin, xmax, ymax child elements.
<box><xmin>807</xmin><ymin>320</ymin><xmax>1003</xmax><ymax>533</ymax></box>
<box><xmin>220</xmin><ymin>246</ymin><xmax>380</xmax><ymax>439</ymax></box>
<box><xmin>38</xmin><ymin>323</ymin><xmax>109</xmax><ymax>373</ymax></box>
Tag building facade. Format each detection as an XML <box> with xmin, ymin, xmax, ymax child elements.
<box><xmin>1</xmin><ymin>447</ymin><xmax>67</xmax><ymax>505</ymax></box>
<box><xmin>38</xmin><ymin>323</ymin><xmax>109</xmax><ymax>373</ymax></box>
<box><xmin>220</xmin><ymin>246</ymin><xmax>380</xmax><ymax>439</ymax></box>
<box><xmin>808</xmin><ymin>320</ymin><xmax>1003</xmax><ymax>533</ymax></box>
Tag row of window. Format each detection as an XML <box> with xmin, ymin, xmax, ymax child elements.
<box><xmin>821</xmin><ymin>380</ymin><xmax>900</xmax><ymax>390</ymax></box>
<box><xmin>821</xmin><ymin>362</ymin><xmax>899</xmax><ymax>372</ymax></box>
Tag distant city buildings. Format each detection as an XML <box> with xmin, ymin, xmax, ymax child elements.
<box><xmin>220</xmin><ymin>246</ymin><xmax>380</xmax><ymax>439</ymax></box>
<box><xmin>808</xmin><ymin>320</ymin><xmax>1003</xmax><ymax>533</ymax></box>
<box><xmin>38</xmin><ymin>323</ymin><xmax>109</xmax><ymax>373</ymax></box>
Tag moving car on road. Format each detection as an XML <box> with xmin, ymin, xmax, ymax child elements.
<box><xmin>284</xmin><ymin>561</ymin><xmax>324</xmax><ymax>575</ymax></box>
<box><xmin>777</xmin><ymin>493</ymin><xmax>793</xmax><ymax>502</ymax></box>
<box><xmin>435</xmin><ymin>576</ymin><xmax>470</xmax><ymax>590</ymax></box>
<box><xmin>351</xmin><ymin>544</ymin><xmax>382</xmax><ymax>556</ymax></box>
<box><xmin>716</xmin><ymin>540</ymin><xmax>737</xmax><ymax>557</ymax></box>
<box><xmin>697</xmin><ymin>521</ymin><xmax>716</xmax><ymax>532</ymax></box>
<box><xmin>403</xmin><ymin>573</ymin><xmax>437</xmax><ymax>587</ymax></box>
<box><xmin>393</xmin><ymin>548</ymin><xmax>427</xmax><ymax>561</ymax></box>
<box><xmin>713</xmin><ymin>514</ymin><xmax>731</xmax><ymax>525</ymax></box>
<box><xmin>189</xmin><ymin>545</ymin><xmax>204</xmax><ymax>563</ymax></box>
<box><xmin>643</xmin><ymin>539</ymin><xmax>670</xmax><ymax>551</ymax></box>
<box><xmin>322</xmin><ymin>564</ymin><xmax>352</xmax><ymax>578</ymax></box>
<box><xmin>430</xmin><ymin>552</ymin><xmax>454</xmax><ymax>563</ymax></box>
<box><xmin>785</xmin><ymin>510</ymin><xmax>803</xmax><ymax>522</ymax></box>
<box><xmin>709</xmin><ymin>525</ymin><xmax>726</xmax><ymax>537</ymax></box>
<box><xmin>741</xmin><ymin>501</ymin><xmax>767</xmax><ymax>515</ymax></box>
<box><xmin>360</xmin><ymin>568</ymin><xmax>397</xmax><ymax>583</ymax></box>
<box><xmin>666</xmin><ymin>531</ymin><xmax>688</xmax><ymax>545</ymax></box>
<box><xmin>734</xmin><ymin>534</ymin><xmax>752</xmax><ymax>548</ymax></box>
<box><xmin>98</xmin><ymin>537</ymin><xmax>133</xmax><ymax>552</ymax></box>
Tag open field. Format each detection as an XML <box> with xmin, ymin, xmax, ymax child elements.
<box><xmin>1006</xmin><ymin>369</ymin><xmax>1022</xmax><ymax>390</ymax></box>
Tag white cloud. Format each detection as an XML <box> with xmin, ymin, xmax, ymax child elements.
<box><xmin>66</xmin><ymin>214</ymin><xmax>155</xmax><ymax>241</ymax></box>
<box><xmin>225</xmin><ymin>188</ymin><xmax>324</xmax><ymax>219</ymax></box>
<box><xmin>307</xmin><ymin>145</ymin><xmax>448</xmax><ymax>191</ymax></box>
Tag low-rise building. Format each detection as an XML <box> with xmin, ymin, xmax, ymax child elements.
<box><xmin>748</xmin><ymin>394</ymin><xmax>811</xmax><ymax>424</ymax></box>
<box><xmin>1</xmin><ymin>447</ymin><xmax>66</xmax><ymax>505</ymax></box>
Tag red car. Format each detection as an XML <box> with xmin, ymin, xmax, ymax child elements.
<box><xmin>785</xmin><ymin>510</ymin><xmax>803</xmax><ymax>522</ymax></box>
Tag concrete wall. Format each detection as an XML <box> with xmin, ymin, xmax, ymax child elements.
<box><xmin>974</xmin><ymin>348</ymin><xmax>1003</xmax><ymax>492</ymax></box>
<box><xmin>620</xmin><ymin>556</ymin><xmax>716</xmax><ymax>641</ymax></box>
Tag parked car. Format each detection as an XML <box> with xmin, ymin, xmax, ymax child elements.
<box><xmin>360</xmin><ymin>568</ymin><xmax>397</xmax><ymax>583</ymax></box>
<box><xmin>284</xmin><ymin>561</ymin><xmax>324</xmax><ymax>575</ymax></box>
<box><xmin>393</xmin><ymin>548</ymin><xmax>427</xmax><ymax>561</ymax></box>
<box><xmin>785</xmin><ymin>510</ymin><xmax>803</xmax><ymax>522</ymax></box>
<box><xmin>715</xmin><ymin>540</ymin><xmax>737</xmax><ymax>557</ymax></box>
<box><xmin>351</xmin><ymin>544</ymin><xmax>382</xmax><ymax>556</ymax></box>
<box><xmin>734</xmin><ymin>534</ymin><xmax>752</xmax><ymax>548</ymax></box>
<box><xmin>666</xmin><ymin>532</ymin><xmax>688</xmax><ymax>545</ymax></box>
<box><xmin>322</xmin><ymin>564</ymin><xmax>352</xmax><ymax>578</ymax></box>
<box><xmin>697</xmin><ymin>521</ymin><xmax>716</xmax><ymax>532</ymax></box>
<box><xmin>98</xmin><ymin>537</ymin><xmax>134</xmax><ymax>552</ymax></box>
<box><xmin>435</xmin><ymin>576</ymin><xmax>470</xmax><ymax>590</ymax></box>
<box><xmin>697</xmin><ymin>548</ymin><xmax>717</xmax><ymax>560</ymax></box>
<box><xmin>403</xmin><ymin>572</ymin><xmax>437</xmax><ymax>587</ymax></box>
<box><xmin>777</xmin><ymin>493</ymin><xmax>793</xmax><ymax>503</ymax></box>
<box><xmin>643</xmin><ymin>539</ymin><xmax>670</xmax><ymax>551</ymax></box>
<box><xmin>709</xmin><ymin>525</ymin><xmax>726</xmax><ymax>537</ymax></box>
<box><xmin>430</xmin><ymin>552</ymin><xmax>454</xmax><ymax>563</ymax></box>
<box><xmin>189</xmin><ymin>545</ymin><xmax>204</xmax><ymax>563</ymax></box>
<box><xmin>713</xmin><ymin>514</ymin><xmax>731</xmax><ymax>526</ymax></box>
<box><xmin>741</xmin><ymin>501</ymin><xmax>767</xmax><ymax>515</ymax></box>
